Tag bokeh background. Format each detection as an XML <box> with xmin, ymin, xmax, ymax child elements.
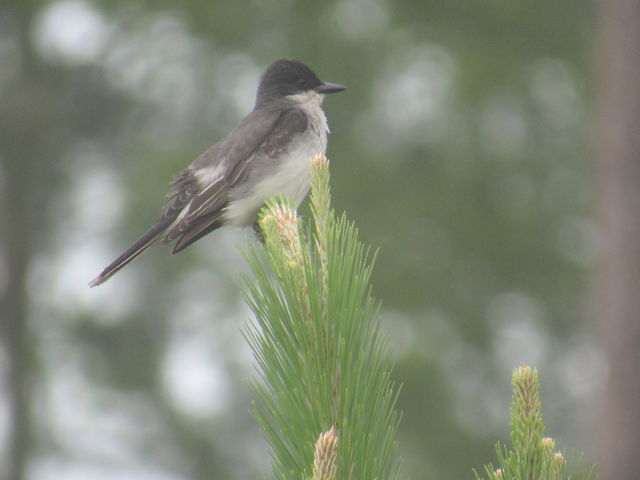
<box><xmin>2</xmin><ymin>0</ymin><xmax>639</xmax><ymax>479</ymax></box>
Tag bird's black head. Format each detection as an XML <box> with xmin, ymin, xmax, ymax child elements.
<box><xmin>256</xmin><ymin>59</ymin><xmax>346</xmax><ymax>106</ymax></box>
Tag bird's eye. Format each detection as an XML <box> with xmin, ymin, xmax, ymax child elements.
<box><xmin>296</xmin><ymin>78</ymin><xmax>307</xmax><ymax>89</ymax></box>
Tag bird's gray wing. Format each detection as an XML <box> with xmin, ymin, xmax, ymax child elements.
<box><xmin>165</xmin><ymin>107</ymin><xmax>309</xmax><ymax>253</ymax></box>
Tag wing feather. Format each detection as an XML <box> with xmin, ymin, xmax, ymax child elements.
<box><xmin>164</xmin><ymin>106</ymin><xmax>308</xmax><ymax>251</ymax></box>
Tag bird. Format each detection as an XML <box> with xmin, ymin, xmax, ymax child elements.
<box><xmin>89</xmin><ymin>59</ymin><xmax>346</xmax><ymax>287</ymax></box>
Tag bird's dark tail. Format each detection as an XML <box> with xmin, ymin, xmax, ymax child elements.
<box><xmin>89</xmin><ymin>218</ymin><xmax>172</xmax><ymax>287</ymax></box>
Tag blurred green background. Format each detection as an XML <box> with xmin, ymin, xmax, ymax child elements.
<box><xmin>1</xmin><ymin>0</ymin><xmax>602</xmax><ymax>479</ymax></box>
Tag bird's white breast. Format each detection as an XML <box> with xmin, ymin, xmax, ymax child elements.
<box><xmin>224</xmin><ymin>96</ymin><xmax>329</xmax><ymax>227</ymax></box>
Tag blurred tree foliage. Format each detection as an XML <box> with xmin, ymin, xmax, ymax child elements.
<box><xmin>0</xmin><ymin>0</ymin><xmax>594</xmax><ymax>479</ymax></box>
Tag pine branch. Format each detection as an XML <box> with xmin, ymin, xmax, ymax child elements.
<box><xmin>474</xmin><ymin>366</ymin><xmax>597</xmax><ymax>480</ymax></box>
<box><xmin>240</xmin><ymin>154</ymin><xmax>402</xmax><ymax>480</ymax></box>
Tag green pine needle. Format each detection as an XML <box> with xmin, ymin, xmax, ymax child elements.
<box><xmin>239</xmin><ymin>154</ymin><xmax>402</xmax><ymax>480</ymax></box>
<box><xmin>474</xmin><ymin>366</ymin><xmax>597</xmax><ymax>480</ymax></box>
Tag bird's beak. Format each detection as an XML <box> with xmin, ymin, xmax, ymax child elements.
<box><xmin>316</xmin><ymin>82</ymin><xmax>347</xmax><ymax>94</ymax></box>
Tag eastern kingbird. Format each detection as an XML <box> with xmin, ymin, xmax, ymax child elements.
<box><xmin>89</xmin><ymin>59</ymin><xmax>345</xmax><ymax>287</ymax></box>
